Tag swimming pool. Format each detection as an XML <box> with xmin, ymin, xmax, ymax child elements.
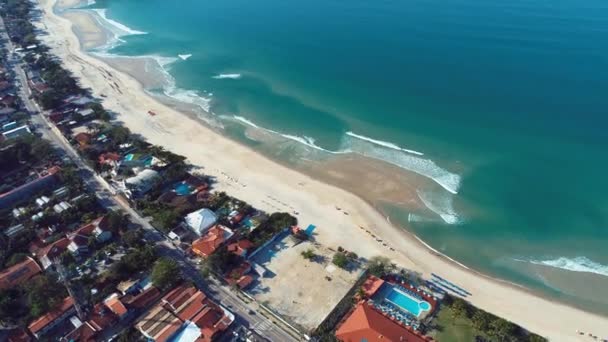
<box><xmin>174</xmin><ymin>182</ymin><xmax>192</xmax><ymax>196</ymax></box>
<box><xmin>384</xmin><ymin>287</ymin><xmax>431</xmax><ymax>317</ymax></box>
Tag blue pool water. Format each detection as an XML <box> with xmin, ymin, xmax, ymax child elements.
<box><xmin>385</xmin><ymin>288</ymin><xmax>431</xmax><ymax>317</ymax></box>
<box><xmin>174</xmin><ymin>182</ymin><xmax>192</xmax><ymax>196</ymax></box>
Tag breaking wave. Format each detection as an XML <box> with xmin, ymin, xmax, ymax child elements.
<box><xmin>178</xmin><ymin>54</ymin><xmax>192</xmax><ymax>61</ymax></box>
<box><xmin>343</xmin><ymin>133</ymin><xmax>460</xmax><ymax>194</ymax></box>
<box><xmin>523</xmin><ymin>256</ymin><xmax>608</xmax><ymax>277</ymax></box>
<box><xmin>346</xmin><ymin>131</ymin><xmax>423</xmax><ymax>156</ymax></box>
<box><xmin>91</xmin><ymin>9</ymin><xmax>147</xmax><ymax>36</ymax></box>
<box><xmin>213</xmin><ymin>73</ymin><xmax>242</xmax><ymax>79</ymax></box>
<box><xmin>416</xmin><ymin>190</ymin><xmax>461</xmax><ymax>224</ymax></box>
<box><xmin>233</xmin><ymin>116</ymin><xmax>344</xmax><ymax>154</ymax></box>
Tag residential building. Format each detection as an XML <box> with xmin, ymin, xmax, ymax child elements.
<box><xmin>103</xmin><ymin>293</ymin><xmax>129</xmax><ymax>319</ymax></box>
<box><xmin>0</xmin><ymin>166</ymin><xmax>61</xmax><ymax>210</ymax></box>
<box><xmin>224</xmin><ymin>262</ymin><xmax>254</xmax><ymax>290</ymax></box>
<box><xmin>137</xmin><ymin>284</ymin><xmax>234</xmax><ymax>342</ymax></box>
<box><xmin>191</xmin><ymin>225</ymin><xmax>234</xmax><ymax>257</ymax></box>
<box><xmin>185</xmin><ymin>208</ymin><xmax>217</xmax><ymax>236</ymax></box>
<box><xmin>28</xmin><ymin>297</ymin><xmax>76</xmax><ymax>338</ymax></box>
<box><xmin>2</xmin><ymin>125</ymin><xmax>30</xmax><ymax>140</ymax></box>
<box><xmin>123</xmin><ymin>169</ymin><xmax>160</xmax><ymax>197</ymax></box>
<box><xmin>37</xmin><ymin>237</ymin><xmax>70</xmax><ymax>269</ymax></box>
<box><xmin>335</xmin><ymin>301</ymin><xmax>430</xmax><ymax>342</ymax></box>
<box><xmin>74</xmin><ymin>132</ymin><xmax>92</xmax><ymax>146</ymax></box>
<box><xmin>226</xmin><ymin>239</ymin><xmax>255</xmax><ymax>258</ymax></box>
<box><xmin>0</xmin><ymin>257</ymin><xmax>42</xmax><ymax>290</ymax></box>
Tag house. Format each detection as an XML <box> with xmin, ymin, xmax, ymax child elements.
<box><xmin>191</xmin><ymin>225</ymin><xmax>234</xmax><ymax>257</ymax></box>
<box><xmin>2</xmin><ymin>125</ymin><xmax>31</xmax><ymax>140</ymax></box>
<box><xmin>0</xmin><ymin>94</ymin><xmax>17</xmax><ymax>107</ymax></box>
<box><xmin>103</xmin><ymin>293</ymin><xmax>129</xmax><ymax>319</ymax></box>
<box><xmin>74</xmin><ymin>132</ymin><xmax>92</xmax><ymax>147</ymax></box>
<box><xmin>4</xmin><ymin>224</ymin><xmax>26</xmax><ymax>239</ymax></box>
<box><xmin>185</xmin><ymin>208</ymin><xmax>217</xmax><ymax>236</ymax></box>
<box><xmin>0</xmin><ymin>257</ymin><xmax>42</xmax><ymax>290</ymax></box>
<box><xmin>121</xmin><ymin>286</ymin><xmax>162</xmax><ymax>310</ymax></box>
<box><xmin>98</xmin><ymin>152</ymin><xmax>120</xmax><ymax>168</ymax></box>
<box><xmin>28</xmin><ymin>297</ymin><xmax>76</xmax><ymax>338</ymax></box>
<box><xmin>226</xmin><ymin>239</ymin><xmax>255</xmax><ymax>258</ymax></box>
<box><xmin>61</xmin><ymin>302</ymin><xmax>118</xmax><ymax>342</ymax></box>
<box><xmin>37</xmin><ymin>237</ymin><xmax>70</xmax><ymax>269</ymax></box>
<box><xmin>224</xmin><ymin>262</ymin><xmax>254</xmax><ymax>290</ymax></box>
<box><xmin>0</xmin><ymin>166</ymin><xmax>61</xmax><ymax>210</ymax></box>
<box><xmin>137</xmin><ymin>284</ymin><xmax>234</xmax><ymax>342</ymax></box>
<box><xmin>123</xmin><ymin>169</ymin><xmax>160</xmax><ymax>197</ymax></box>
<box><xmin>335</xmin><ymin>301</ymin><xmax>431</xmax><ymax>342</ymax></box>
<box><xmin>6</xmin><ymin>328</ymin><xmax>32</xmax><ymax>342</ymax></box>
<box><xmin>67</xmin><ymin>217</ymin><xmax>113</xmax><ymax>256</ymax></box>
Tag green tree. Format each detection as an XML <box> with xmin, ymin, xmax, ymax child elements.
<box><xmin>489</xmin><ymin>318</ymin><xmax>517</xmax><ymax>340</ymax></box>
<box><xmin>5</xmin><ymin>253</ymin><xmax>28</xmax><ymax>267</ymax></box>
<box><xmin>151</xmin><ymin>258</ymin><xmax>182</xmax><ymax>290</ymax></box>
<box><xmin>121</xmin><ymin>229</ymin><xmax>144</xmax><ymax>248</ymax></box>
<box><xmin>471</xmin><ymin>309</ymin><xmax>492</xmax><ymax>331</ymax></box>
<box><xmin>367</xmin><ymin>255</ymin><xmax>395</xmax><ymax>277</ymax></box>
<box><xmin>450</xmin><ymin>297</ymin><xmax>469</xmax><ymax>320</ymax></box>
<box><xmin>0</xmin><ymin>288</ymin><xmax>26</xmax><ymax>324</ymax></box>
<box><xmin>332</xmin><ymin>252</ymin><xmax>348</xmax><ymax>268</ymax></box>
<box><xmin>301</xmin><ymin>249</ymin><xmax>315</xmax><ymax>260</ymax></box>
<box><xmin>24</xmin><ymin>275</ymin><xmax>65</xmax><ymax>317</ymax></box>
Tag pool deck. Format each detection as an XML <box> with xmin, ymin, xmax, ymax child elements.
<box><xmin>371</xmin><ymin>277</ymin><xmax>438</xmax><ymax>320</ymax></box>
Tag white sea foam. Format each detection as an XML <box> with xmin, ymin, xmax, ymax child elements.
<box><xmin>232</xmin><ymin>116</ymin><xmax>346</xmax><ymax>154</ymax></box>
<box><xmin>346</xmin><ymin>131</ymin><xmax>424</xmax><ymax>156</ymax></box>
<box><xmin>416</xmin><ymin>190</ymin><xmax>461</xmax><ymax>224</ymax></box>
<box><xmin>519</xmin><ymin>256</ymin><xmax>608</xmax><ymax>277</ymax></box>
<box><xmin>178</xmin><ymin>54</ymin><xmax>192</xmax><ymax>61</ymax></box>
<box><xmin>343</xmin><ymin>134</ymin><xmax>460</xmax><ymax>194</ymax></box>
<box><xmin>213</xmin><ymin>73</ymin><xmax>242</xmax><ymax>79</ymax></box>
<box><xmin>91</xmin><ymin>9</ymin><xmax>147</xmax><ymax>36</ymax></box>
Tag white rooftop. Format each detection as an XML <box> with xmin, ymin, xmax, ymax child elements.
<box><xmin>185</xmin><ymin>208</ymin><xmax>217</xmax><ymax>236</ymax></box>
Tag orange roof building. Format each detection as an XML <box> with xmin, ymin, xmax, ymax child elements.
<box><xmin>361</xmin><ymin>275</ymin><xmax>385</xmax><ymax>298</ymax></box>
<box><xmin>336</xmin><ymin>302</ymin><xmax>431</xmax><ymax>342</ymax></box>
<box><xmin>103</xmin><ymin>293</ymin><xmax>129</xmax><ymax>318</ymax></box>
<box><xmin>74</xmin><ymin>132</ymin><xmax>92</xmax><ymax>146</ymax></box>
<box><xmin>0</xmin><ymin>257</ymin><xmax>42</xmax><ymax>290</ymax></box>
<box><xmin>191</xmin><ymin>225</ymin><xmax>234</xmax><ymax>257</ymax></box>
<box><xmin>137</xmin><ymin>284</ymin><xmax>234</xmax><ymax>342</ymax></box>
<box><xmin>28</xmin><ymin>297</ymin><xmax>76</xmax><ymax>338</ymax></box>
<box><xmin>226</xmin><ymin>239</ymin><xmax>255</xmax><ymax>257</ymax></box>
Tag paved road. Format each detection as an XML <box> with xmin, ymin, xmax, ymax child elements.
<box><xmin>1</xmin><ymin>18</ymin><xmax>298</xmax><ymax>342</ymax></box>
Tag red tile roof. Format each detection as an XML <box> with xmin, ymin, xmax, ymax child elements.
<box><xmin>98</xmin><ymin>152</ymin><xmax>120</xmax><ymax>164</ymax></box>
<box><xmin>226</xmin><ymin>239</ymin><xmax>254</xmax><ymax>257</ymax></box>
<box><xmin>7</xmin><ymin>328</ymin><xmax>32</xmax><ymax>342</ymax></box>
<box><xmin>336</xmin><ymin>302</ymin><xmax>431</xmax><ymax>342</ymax></box>
<box><xmin>37</xmin><ymin>237</ymin><xmax>70</xmax><ymax>261</ymax></box>
<box><xmin>74</xmin><ymin>132</ymin><xmax>92</xmax><ymax>145</ymax></box>
<box><xmin>88</xmin><ymin>303</ymin><xmax>117</xmax><ymax>331</ymax></box>
<box><xmin>104</xmin><ymin>294</ymin><xmax>128</xmax><ymax>317</ymax></box>
<box><xmin>361</xmin><ymin>276</ymin><xmax>385</xmax><ymax>298</ymax></box>
<box><xmin>63</xmin><ymin>322</ymin><xmax>98</xmax><ymax>342</ymax></box>
<box><xmin>28</xmin><ymin>297</ymin><xmax>75</xmax><ymax>335</ymax></box>
<box><xmin>191</xmin><ymin>226</ymin><xmax>232</xmax><ymax>257</ymax></box>
<box><xmin>0</xmin><ymin>257</ymin><xmax>42</xmax><ymax>290</ymax></box>
<box><xmin>122</xmin><ymin>286</ymin><xmax>161</xmax><ymax>310</ymax></box>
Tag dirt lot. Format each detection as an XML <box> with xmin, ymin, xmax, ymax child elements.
<box><xmin>249</xmin><ymin>234</ymin><xmax>363</xmax><ymax>331</ymax></box>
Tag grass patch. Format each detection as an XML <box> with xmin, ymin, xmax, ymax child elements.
<box><xmin>430</xmin><ymin>305</ymin><xmax>489</xmax><ymax>342</ymax></box>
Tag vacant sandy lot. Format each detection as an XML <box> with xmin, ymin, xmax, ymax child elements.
<box><xmin>249</xmin><ymin>235</ymin><xmax>363</xmax><ymax>332</ymax></box>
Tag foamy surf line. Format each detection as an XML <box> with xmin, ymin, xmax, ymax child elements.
<box><xmin>91</xmin><ymin>8</ymin><xmax>147</xmax><ymax>36</ymax></box>
<box><xmin>515</xmin><ymin>256</ymin><xmax>608</xmax><ymax>277</ymax></box>
<box><xmin>213</xmin><ymin>73</ymin><xmax>242</xmax><ymax>79</ymax></box>
<box><xmin>232</xmin><ymin>116</ymin><xmax>347</xmax><ymax>154</ymax></box>
<box><xmin>346</xmin><ymin>131</ymin><xmax>424</xmax><ymax>156</ymax></box>
<box><xmin>232</xmin><ymin>116</ymin><xmax>460</xmax><ymax>194</ymax></box>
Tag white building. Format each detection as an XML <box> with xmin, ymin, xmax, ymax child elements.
<box><xmin>185</xmin><ymin>208</ymin><xmax>217</xmax><ymax>236</ymax></box>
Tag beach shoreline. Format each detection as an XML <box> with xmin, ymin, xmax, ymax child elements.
<box><xmin>37</xmin><ymin>0</ymin><xmax>608</xmax><ymax>339</ymax></box>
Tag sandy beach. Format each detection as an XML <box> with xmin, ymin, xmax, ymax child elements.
<box><xmin>36</xmin><ymin>0</ymin><xmax>608</xmax><ymax>340</ymax></box>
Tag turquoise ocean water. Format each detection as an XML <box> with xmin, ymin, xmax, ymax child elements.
<box><xmin>78</xmin><ymin>0</ymin><xmax>608</xmax><ymax>313</ymax></box>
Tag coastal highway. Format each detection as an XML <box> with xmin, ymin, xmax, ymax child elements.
<box><xmin>1</xmin><ymin>17</ymin><xmax>298</xmax><ymax>342</ymax></box>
